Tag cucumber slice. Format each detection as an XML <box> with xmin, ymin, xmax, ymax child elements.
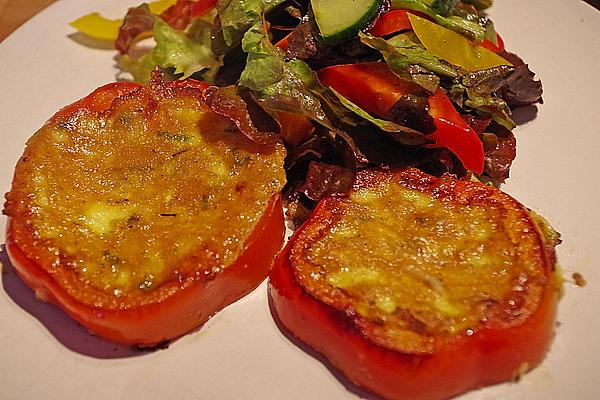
<box><xmin>311</xmin><ymin>0</ymin><xmax>381</xmax><ymax>45</ymax></box>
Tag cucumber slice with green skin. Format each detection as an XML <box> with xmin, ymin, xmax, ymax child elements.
<box><xmin>311</xmin><ymin>0</ymin><xmax>382</xmax><ymax>45</ymax></box>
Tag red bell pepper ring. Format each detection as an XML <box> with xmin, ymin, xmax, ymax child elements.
<box><xmin>369</xmin><ymin>9</ymin><xmax>434</xmax><ymax>37</ymax></box>
<box><xmin>318</xmin><ymin>62</ymin><xmax>485</xmax><ymax>174</ymax></box>
<box><xmin>268</xmin><ymin>169</ymin><xmax>561</xmax><ymax>400</ymax></box>
<box><xmin>7</xmin><ymin>79</ymin><xmax>285</xmax><ymax>346</ymax></box>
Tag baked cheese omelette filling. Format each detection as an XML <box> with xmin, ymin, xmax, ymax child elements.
<box><xmin>5</xmin><ymin>79</ymin><xmax>286</xmax><ymax>310</ymax></box>
<box><xmin>289</xmin><ymin>168</ymin><xmax>560</xmax><ymax>354</ymax></box>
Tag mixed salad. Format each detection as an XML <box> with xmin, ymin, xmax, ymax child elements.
<box><xmin>71</xmin><ymin>0</ymin><xmax>543</xmax><ymax>226</ymax></box>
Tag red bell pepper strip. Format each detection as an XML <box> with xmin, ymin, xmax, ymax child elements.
<box><xmin>318</xmin><ymin>62</ymin><xmax>485</xmax><ymax>174</ymax></box>
<box><xmin>481</xmin><ymin>33</ymin><xmax>505</xmax><ymax>53</ymax></box>
<box><xmin>428</xmin><ymin>89</ymin><xmax>484</xmax><ymax>174</ymax></box>
<box><xmin>369</xmin><ymin>10</ymin><xmax>414</xmax><ymax>37</ymax></box>
<box><xmin>274</xmin><ymin>32</ymin><xmax>292</xmax><ymax>51</ymax></box>
<box><xmin>191</xmin><ymin>0</ymin><xmax>217</xmax><ymax>17</ymax></box>
<box><xmin>318</xmin><ymin>62</ymin><xmax>421</xmax><ymax>117</ymax></box>
<box><xmin>161</xmin><ymin>0</ymin><xmax>217</xmax><ymax>30</ymax></box>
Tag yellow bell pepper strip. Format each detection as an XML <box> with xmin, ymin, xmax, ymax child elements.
<box><xmin>318</xmin><ymin>62</ymin><xmax>484</xmax><ymax>173</ymax></box>
<box><xmin>69</xmin><ymin>0</ymin><xmax>177</xmax><ymax>42</ymax></box>
<box><xmin>370</xmin><ymin>9</ymin><xmax>506</xmax><ymax>56</ymax></box>
<box><xmin>69</xmin><ymin>13</ymin><xmax>123</xmax><ymax>42</ymax></box>
<box><xmin>147</xmin><ymin>0</ymin><xmax>179</xmax><ymax>14</ymax></box>
<box><xmin>407</xmin><ymin>13</ymin><xmax>511</xmax><ymax>71</ymax></box>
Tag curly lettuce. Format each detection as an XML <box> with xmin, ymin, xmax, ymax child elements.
<box><xmin>118</xmin><ymin>16</ymin><xmax>222</xmax><ymax>84</ymax></box>
<box><xmin>217</xmin><ymin>0</ymin><xmax>286</xmax><ymax>46</ymax></box>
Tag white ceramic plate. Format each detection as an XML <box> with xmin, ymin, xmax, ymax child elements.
<box><xmin>1</xmin><ymin>1</ymin><xmax>599</xmax><ymax>399</ymax></box>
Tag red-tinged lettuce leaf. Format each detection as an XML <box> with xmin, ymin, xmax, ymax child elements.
<box><xmin>462</xmin><ymin>65</ymin><xmax>514</xmax><ymax>94</ymax></box>
<box><xmin>432</xmin><ymin>0</ymin><xmax>461</xmax><ymax>16</ymax></box>
<box><xmin>448</xmin><ymin>65</ymin><xmax>516</xmax><ymax>130</ymax></box>
<box><xmin>202</xmin><ymin>85</ymin><xmax>281</xmax><ymax>144</ymax></box>
<box><xmin>500</xmin><ymin>64</ymin><xmax>543</xmax><ymax>107</ymax></box>
<box><xmin>447</xmin><ymin>61</ymin><xmax>542</xmax><ymax>129</ymax></box>
<box><xmin>491</xmin><ymin>51</ymin><xmax>544</xmax><ymax>107</ymax></box>
<box><xmin>481</xmin><ymin>126</ymin><xmax>516</xmax><ymax>186</ymax></box>
<box><xmin>296</xmin><ymin>161</ymin><xmax>356</xmax><ymax>202</ymax></box>
<box><xmin>283</xmin><ymin>131</ymin><xmax>364</xmax><ymax>227</ymax></box>
<box><xmin>360</xmin><ymin>32</ymin><xmax>457</xmax><ymax>93</ymax></box>
<box><xmin>465</xmin><ymin>95</ymin><xmax>514</xmax><ymax>130</ymax></box>
<box><xmin>461</xmin><ymin>0</ymin><xmax>492</xmax><ymax>10</ymax></box>
<box><xmin>461</xmin><ymin>114</ymin><xmax>492</xmax><ymax>134</ymax></box>
<box><xmin>161</xmin><ymin>0</ymin><xmax>218</xmax><ymax>30</ymax></box>
<box><xmin>116</xmin><ymin>4</ymin><xmax>155</xmax><ymax>54</ymax></box>
<box><xmin>114</xmin><ymin>1</ymin><xmax>209</xmax><ymax>52</ymax></box>
<box><xmin>284</xmin><ymin>21</ymin><xmax>380</xmax><ymax>70</ymax></box>
<box><xmin>284</xmin><ymin>21</ymin><xmax>317</xmax><ymax>60</ymax></box>
<box><xmin>343</xmin><ymin>126</ymin><xmax>458</xmax><ymax>174</ymax></box>
<box><xmin>386</xmin><ymin>93</ymin><xmax>437</xmax><ymax>134</ymax></box>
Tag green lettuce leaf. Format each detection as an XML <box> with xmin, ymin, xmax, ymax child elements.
<box><xmin>450</xmin><ymin>66</ymin><xmax>516</xmax><ymax>130</ymax></box>
<box><xmin>360</xmin><ymin>32</ymin><xmax>457</xmax><ymax>93</ymax></box>
<box><xmin>118</xmin><ymin>53</ymin><xmax>155</xmax><ymax>84</ymax></box>
<box><xmin>432</xmin><ymin>0</ymin><xmax>460</xmax><ymax>16</ymax></box>
<box><xmin>118</xmin><ymin>17</ymin><xmax>221</xmax><ymax>84</ymax></box>
<box><xmin>238</xmin><ymin>19</ymin><xmax>436</xmax><ymax>144</ymax></box>
<box><xmin>217</xmin><ymin>0</ymin><xmax>286</xmax><ymax>47</ymax></box>
<box><xmin>239</xmin><ymin>20</ymin><xmax>332</xmax><ymax>128</ymax></box>
<box><xmin>464</xmin><ymin>96</ymin><xmax>514</xmax><ymax>130</ymax></box>
<box><xmin>390</xmin><ymin>0</ymin><xmax>486</xmax><ymax>41</ymax></box>
<box><xmin>329</xmin><ymin>88</ymin><xmax>432</xmax><ymax>145</ymax></box>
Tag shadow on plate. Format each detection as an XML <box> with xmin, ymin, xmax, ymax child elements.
<box><xmin>67</xmin><ymin>33</ymin><xmax>115</xmax><ymax>50</ymax></box>
<box><xmin>1</xmin><ymin>243</ymin><xmax>163</xmax><ymax>359</ymax></box>
<box><xmin>267</xmin><ymin>291</ymin><xmax>379</xmax><ymax>400</ymax></box>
